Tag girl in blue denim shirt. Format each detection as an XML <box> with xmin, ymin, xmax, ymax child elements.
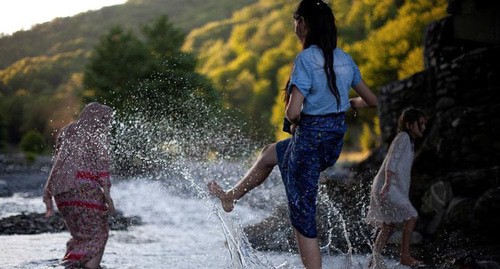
<box><xmin>208</xmin><ymin>0</ymin><xmax>377</xmax><ymax>267</ymax></box>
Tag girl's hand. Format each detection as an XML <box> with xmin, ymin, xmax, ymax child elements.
<box><xmin>43</xmin><ymin>197</ymin><xmax>55</xmax><ymax>218</ymax></box>
<box><xmin>379</xmin><ymin>183</ymin><xmax>390</xmax><ymax>201</ymax></box>
<box><xmin>106</xmin><ymin>197</ymin><xmax>115</xmax><ymax>215</ymax></box>
<box><xmin>291</xmin><ymin>123</ymin><xmax>298</xmax><ymax>134</ymax></box>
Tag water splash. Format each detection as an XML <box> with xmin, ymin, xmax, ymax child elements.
<box><xmin>103</xmin><ymin>84</ymin><xmax>400</xmax><ymax>268</ymax></box>
<box><xmin>319</xmin><ymin>186</ymin><xmax>356</xmax><ymax>269</ymax></box>
<box><xmin>180</xmin><ymin>168</ymin><xmax>280</xmax><ymax>268</ymax></box>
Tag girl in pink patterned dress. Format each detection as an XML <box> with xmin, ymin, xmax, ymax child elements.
<box><xmin>43</xmin><ymin>102</ymin><xmax>114</xmax><ymax>269</ymax></box>
<box><xmin>365</xmin><ymin>108</ymin><xmax>427</xmax><ymax>267</ymax></box>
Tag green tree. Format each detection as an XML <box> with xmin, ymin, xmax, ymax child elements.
<box><xmin>20</xmin><ymin>130</ymin><xmax>46</xmax><ymax>154</ymax></box>
<box><xmin>347</xmin><ymin>0</ymin><xmax>447</xmax><ymax>88</ymax></box>
<box><xmin>83</xmin><ymin>16</ymin><xmax>221</xmax><ymax>118</ymax></box>
<box><xmin>142</xmin><ymin>15</ymin><xmax>185</xmax><ymax>59</ymax></box>
<box><xmin>0</xmin><ymin>112</ymin><xmax>5</xmax><ymax>151</ymax></box>
<box><xmin>83</xmin><ymin>26</ymin><xmax>152</xmax><ymax>109</ymax></box>
<box><xmin>0</xmin><ymin>94</ymin><xmax>25</xmax><ymax>144</ymax></box>
<box><xmin>185</xmin><ymin>0</ymin><xmax>447</xmax><ymax>143</ymax></box>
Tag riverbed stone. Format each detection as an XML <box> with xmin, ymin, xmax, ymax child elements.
<box><xmin>0</xmin><ymin>180</ymin><xmax>12</xmax><ymax>197</ymax></box>
<box><xmin>0</xmin><ymin>210</ymin><xmax>142</xmax><ymax>235</ymax></box>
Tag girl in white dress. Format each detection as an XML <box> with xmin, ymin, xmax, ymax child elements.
<box><xmin>365</xmin><ymin>108</ymin><xmax>427</xmax><ymax>267</ymax></box>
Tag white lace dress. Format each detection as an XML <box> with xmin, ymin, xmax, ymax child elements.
<box><xmin>366</xmin><ymin>132</ymin><xmax>418</xmax><ymax>226</ymax></box>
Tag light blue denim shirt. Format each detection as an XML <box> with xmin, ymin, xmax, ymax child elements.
<box><xmin>288</xmin><ymin>45</ymin><xmax>362</xmax><ymax>115</ymax></box>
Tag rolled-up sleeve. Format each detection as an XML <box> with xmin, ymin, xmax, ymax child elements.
<box><xmin>289</xmin><ymin>53</ymin><xmax>312</xmax><ymax>97</ymax></box>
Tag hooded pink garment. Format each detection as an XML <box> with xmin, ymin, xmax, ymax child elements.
<box><xmin>44</xmin><ymin>102</ymin><xmax>113</xmax><ymax>197</ymax></box>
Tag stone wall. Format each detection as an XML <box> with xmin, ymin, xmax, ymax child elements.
<box><xmin>373</xmin><ymin>0</ymin><xmax>500</xmax><ymax>262</ymax></box>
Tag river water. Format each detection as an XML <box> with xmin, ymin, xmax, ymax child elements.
<box><xmin>0</xmin><ymin>111</ymin><xmax>407</xmax><ymax>268</ymax></box>
<box><xmin>0</xmin><ymin>161</ymin><xmax>407</xmax><ymax>269</ymax></box>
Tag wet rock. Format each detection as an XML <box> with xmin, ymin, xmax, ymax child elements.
<box><xmin>244</xmin><ymin>205</ymin><xmax>295</xmax><ymax>252</ymax></box>
<box><xmin>0</xmin><ymin>180</ymin><xmax>12</xmax><ymax>197</ymax></box>
<box><xmin>0</xmin><ymin>210</ymin><xmax>142</xmax><ymax>235</ymax></box>
<box><xmin>474</xmin><ymin>186</ymin><xmax>500</xmax><ymax>237</ymax></box>
<box><xmin>444</xmin><ymin>197</ymin><xmax>475</xmax><ymax>227</ymax></box>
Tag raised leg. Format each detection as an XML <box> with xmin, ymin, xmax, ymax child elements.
<box><xmin>207</xmin><ymin>143</ymin><xmax>278</xmax><ymax>212</ymax></box>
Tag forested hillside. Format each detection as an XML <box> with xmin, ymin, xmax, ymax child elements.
<box><xmin>0</xmin><ymin>0</ymin><xmax>448</xmax><ymax>154</ymax></box>
<box><xmin>183</xmin><ymin>0</ymin><xmax>447</xmax><ymax>142</ymax></box>
<box><xmin>0</xmin><ymin>0</ymin><xmax>255</xmax><ymax>69</ymax></box>
<box><xmin>0</xmin><ymin>0</ymin><xmax>255</xmax><ymax>150</ymax></box>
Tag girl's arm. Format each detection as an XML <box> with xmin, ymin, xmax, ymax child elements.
<box><xmin>380</xmin><ymin>133</ymin><xmax>410</xmax><ymax>200</ymax></box>
<box><xmin>285</xmin><ymin>86</ymin><xmax>305</xmax><ymax>126</ymax></box>
<box><xmin>380</xmin><ymin>170</ymin><xmax>394</xmax><ymax>201</ymax></box>
<box><xmin>102</xmin><ymin>183</ymin><xmax>115</xmax><ymax>214</ymax></box>
<box><xmin>43</xmin><ymin>127</ymin><xmax>67</xmax><ymax>218</ymax></box>
<box><xmin>350</xmin><ymin>80</ymin><xmax>378</xmax><ymax>108</ymax></box>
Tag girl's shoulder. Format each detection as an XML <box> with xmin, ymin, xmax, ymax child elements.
<box><xmin>296</xmin><ymin>46</ymin><xmax>356</xmax><ymax>66</ymax></box>
<box><xmin>393</xmin><ymin>132</ymin><xmax>411</xmax><ymax>144</ymax></box>
<box><xmin>333</xmin><ymin>48</ymin><xmax>355</xmax><ymax>63</ymax></box>
<box><xmin>297</xmin><ymin>45</ymin><xmax>321</xmax><ymax>59</ymax></box>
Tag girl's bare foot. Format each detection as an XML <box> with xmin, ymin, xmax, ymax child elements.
<box><xmin>207</xmin><ymin>181</ymin><xmax>235</xmax><ymax>212</ymax></box>
<box><xmin>400</xmin><ymin>256</ymin><xmax>424</xmax><ymax>267</ymax></box>
<box><xmin>367</xmin><ymin>257</ymin><xmax>373</xmax><ymax>269</ymax></box>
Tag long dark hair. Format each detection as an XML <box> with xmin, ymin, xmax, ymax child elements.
<box><xmin>286</xmin><ymin>0</ymin><xmax>339</xmax><ymax>108</ymax></box>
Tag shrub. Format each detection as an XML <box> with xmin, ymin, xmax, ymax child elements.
<box><xmin>19</xmin><ymin>130</ymin><xmax>46</xmax><ymax>155</ymax></box>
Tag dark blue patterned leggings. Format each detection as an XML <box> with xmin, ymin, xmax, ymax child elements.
<box><xmin>276</xmin><ymin>113</ymin><xmax>346</xmax><ymax>238</ymax></box>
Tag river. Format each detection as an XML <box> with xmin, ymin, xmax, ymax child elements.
<box><xmin>0</xmin><ymin>158</ymin><xmax>410</xmax><ymax>269</ymax></box>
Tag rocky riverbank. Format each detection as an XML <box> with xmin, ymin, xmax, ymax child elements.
<box><xmin>0</xmin><ymin>211</ymin><xmax>142</xmax><ymax>235</ymax></box>
<box><xmin>0</xmin><ymin>153</ymin><xmax>143</xmax><ymax>235</ymax></box>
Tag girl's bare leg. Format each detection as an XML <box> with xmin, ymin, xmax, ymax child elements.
<box><xmin>85</xmin><ymin>251</ymin><xmax>103</xmax><ymax>269</ymax></box>
<box><xmin>207</xmin><ymin>143</ymin><xmax>278</xmax><ymax>212</ymax></box>
<box><xmin>295</xmin><ymin>228</ymin><xmax>322</xmax><ymax>269</ymax></box>
<box><xmin>374</xmin><ymin>223</ymin><xmax>395</xmax><ymax>254</ymax></box>
<box><xmin>369</xmin><ymin>223</ymin><xmax>395</xmax><ymax>268</ymax></box>
<box><xmin>400</xmin><ymin>217</ymin><xmax>424</xmax><ymax>266</ymax></box>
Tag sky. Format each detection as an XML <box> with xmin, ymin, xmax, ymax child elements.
<box><xmin>0</xmin><ymin>0</ymin><xmax>127</xmax><ymax>35</ymax></box>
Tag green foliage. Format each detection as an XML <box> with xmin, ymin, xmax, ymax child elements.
<box><xmin>0</xmin><ymin>0</ymin><xmax>254</xmax><ymax>149</ymax></box>
<box><xmin>184</xmin><ymin>0</ymin><xmax>297</xmax><ymax>141</ymax></box>
<box><xmin>19</xmin><ymin>130</ymin><xmax>46</xmax><ymax>155</ymax></box>
<box><xmin>346</xmin><ymin>0</ymin><xmax>447</xmax><ymax>88</ymax></box>
<box><xmin>398</xmin><ymin>47</ymin><xmax>424</xmax><ymax>79</ymax></box>
<box><xmin>142</xmin><ymin>16</ymin><xmax>185</xmax><ymax>58</ymax></box>
<box><xmin>359</xmin><ymin>116</ymin><xmax>381</xmax><ymax>152</ymax></box>
<box><xmin>0</xmin><ymin>51</ymin><xmax>87</xmax><ymax>145</ymax></box>
<box><xmin>0</xmin><ymin>0</ymin><xmax>256</xmax><ymax>69</ymax></box>
<box><xmin>1</xmin><ymin>0</ymin><xmax>449</xmax><ymax>150</ymax></box>
<box><xmin>0</xmin><ymin>112</ymin><xmax>5</xmax><ymax>150</ymax></box>
<box><xmin>83</xmin><ymin>16</ymin><xmax>221</xmax><ymax>120</ymax></box>
<box><xmin>83</xmin><ymin>26</ymin><xmax>152</xmax><ymax>108</ymax></box>
<box><xmin>360</xmin><ymin>123</ymin><xmax>377</xmax><ymax>152</ymax></box>
<box><xmin>185</xmin><ymin>0</ymin><xmax>447</xmax><ymax>142</ymax></box>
